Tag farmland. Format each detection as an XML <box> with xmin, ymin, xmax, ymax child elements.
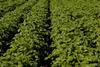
<box><xmin>0</xmin><ymin>0</ymin><xmax>100</xmax><ymax>67</ymax></box>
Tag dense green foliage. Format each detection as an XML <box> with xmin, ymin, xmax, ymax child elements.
<box><xmin>47</xmin><ymin>0</ymin><xmax>100</xmax><ymax>67</ymax></box>
<box><xmin>0</xmin><ymin>0</ymin><xmax>37</xmax><ymax>56</ymax></box>
<box><xmin>0</xmin><ymin>0</ymin><xmax>100</xmax><ymax>67</ymax></box>
<box><xmin>0</xmin><ymin>0</ymin><xmax>28</xmax><ymax>17</ymax></box>
<box><xmin>0</xmin><ymin>0</ymin><xmax>49</xmax><ymax>66</ymax></box>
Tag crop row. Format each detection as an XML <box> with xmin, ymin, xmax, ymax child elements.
<box><xmin>0</xmin><ymin>0</ymin><xmax>49</xmax><ymax>66</ymax></box>
<box><xmin>0</xmin><ymin>0</ymin><xmax>38</xmax><ymax>56</ymax></box>
<box><xmin>47</xmin><ymin>0</ymin><xmax>100</xmax><ymax>67</ymax></box>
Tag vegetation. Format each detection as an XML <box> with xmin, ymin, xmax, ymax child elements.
<box><xmin>0</xmin><ymin>0</ymin><xmax>37</xmax><ymax>56</ymax></box>
<box><xmin>0</xmin><ymin>0</ymin><xmax>100</xmax><ymax>67</ymax></box>
<box><xmin>47</xmin><ymin>0</ymin><xmax>100</xmax><ymax>67</ymax></box>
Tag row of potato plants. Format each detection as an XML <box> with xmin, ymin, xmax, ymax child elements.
<box><xmin>0</xmin><ymin>0</ymin><xmax>28</xmax><ymax>17</ymax></box>
<box><xmin>47</xmin><ymin>0</ymin><xmax>100</xmax><ymax>67</ymax></box>
<box><xmin>0</xmin><ymin>0</ymin><xmax>37</xmax><ymax>56</ymax></box>
<box><xmin>0</xmin><ymin>0</ymin><xmax>49</xmax><ymax>66</ymax></box>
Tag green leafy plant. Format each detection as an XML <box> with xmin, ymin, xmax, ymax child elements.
<box><xmin>0</xmin><ymin>0</ymin><xmax>37</xmax><ymax>56</ymax></box>
<box><xmin>47</xmin><ymin>0</ymin><xmax>100</xmax><ymax>67</ymax></box>
<box><xmin>0</xmin><ymin>0</ymin><xmax>49</xmax><ymax>66</ymax></box>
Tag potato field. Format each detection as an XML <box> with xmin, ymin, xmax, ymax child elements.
<box><xmin>0</xmin><ymin>0</ymin><xmax>100</xmax><ymax>67</ymax></box>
